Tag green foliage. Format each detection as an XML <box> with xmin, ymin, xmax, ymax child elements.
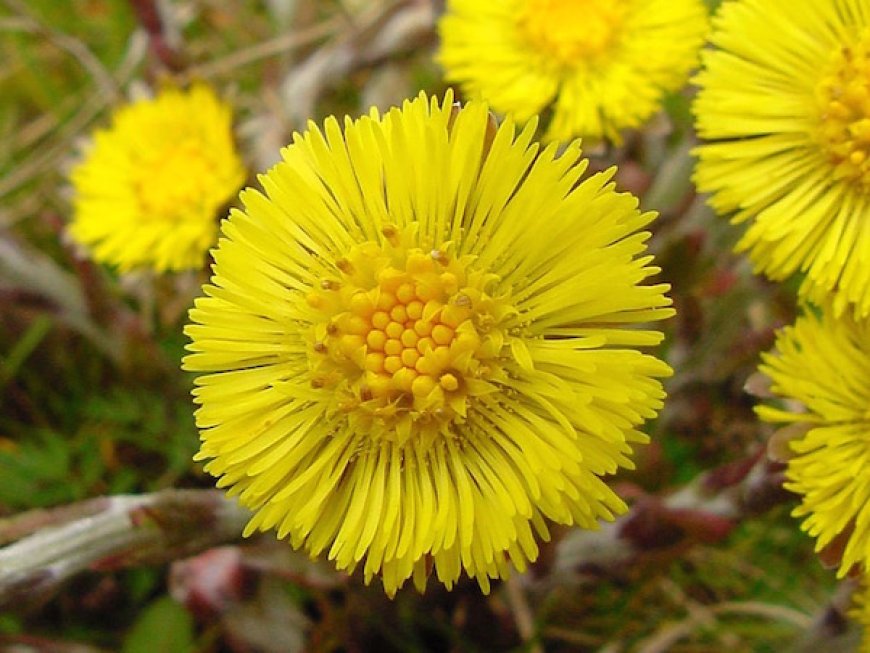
<box><xmin>0</xmin><ymin>429</ymin><xmax>97</xmax><ymax>507</ymax></box>
<box><xmin>0</xmin><ymin>613</ymin><xmax>22</xmax><ymax>636</ymax></box>
<box><xmin>661</xmin><ymin>432</ymin><xmax>705</xmax><ymax>485</ymax></box>
<box><xmin>0</xmin><ymin>315</ymin><xmax>53</xmax><ymax>389</ymax></box>
<box><xmin>122</xmin><ymin>596</ymin><xmax>194</xmax><ymax>653</ymax></box>
<box><xmin>0</xmin><ymin>387</ymin><xmax>197</xmax><ymax>510</ymax></box>
<box><xmin>538</xmin><ymin>508</ymin><xmax>831</xmax><ymax>651</ymax></box>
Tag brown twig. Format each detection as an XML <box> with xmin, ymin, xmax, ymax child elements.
<box><xmin>553</xmin><ymin>451</ymin><xmax>791</xmax><ymax>580</ymax></box>
<box><xmin>181</xmin><ymin>16</ymin><xmax>345</xmax><ymax>82</ymax></box>
<box><xmin>279</xmin><ymin>0</ymin><xmax>437</xmax><ymax>126</ymax></box>
<box><xmin>504</xmin><ymin>575</ymin><xmax>543</xmax><ymax>653</ymax></box>
<box><xmin>793</xmin><ymin>579</ymin><xmax>861</xmax><ymax>653</ymax></box>
<box><xmin>0</xmin><ymin>232</ymin><xmax>124</xmax><ymax>361</ymax></box>
<box><xmin>127</xmin><ymin>0</ymin><xmax>185</xmax><ymax>72</ymax></box>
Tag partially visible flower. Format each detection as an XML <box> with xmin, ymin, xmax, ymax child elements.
<box><xmin>184</xmin><ymin>92</ymin><xmax>674</xmax><ymax>596</ymax></box>
<box><xmin>70</xmin><ymin>85</ymin><xmax>245</xmax><ymax>272</ymax></box>
<box><xmin>694</xmin><ymin>0</ymin><xmax>870</xmax><ymax>317</ymax></box>
<box><xmin>438</xmin><ymin>0</ymin><xmax>708</xmax><ymax>142</ymax></box>
<box><xmin>851</xmin><ymin>578</ymin><xmax>870</xmax><ymax>652</ymax></box>
<box><xmin>757</xmin><ymin>305</ymin><xmax>870</xmax><ymax>576</ymax></box>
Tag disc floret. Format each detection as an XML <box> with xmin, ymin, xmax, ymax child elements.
<box><xmin>519</xmin><ymin>0</ymin><xmax>626</xmax><ymax>65</ymax></box>
<box><xmin>815</xmin><ymin>29</ymin><xmax>870</xmax><ymax>189</ymax></box>
<box><xmin>306</xmin><ymin>225</ymin><xmax>515</xmax><ymax>445</ymax></box>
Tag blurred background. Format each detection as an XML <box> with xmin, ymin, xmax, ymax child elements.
<box><xmin>0</xmin><ymin>0</ymin><xmax>854</xmax><ymax>651</ymax></box>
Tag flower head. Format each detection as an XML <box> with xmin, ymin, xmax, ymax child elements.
<box><xmin>438</xmin><ymin>0</ymin><xmax>708</xmax><ymax>142</ymax></box>
<box><xmin>70</xmin><ymin>85</ymin><xmax>245</xmax><ymax>272</ymax></box>
<box><xmin>694</xmin><ymin>0</ymin><xmax>870</xmax><ymax>317</ymax></box>
<box><xmin>183</xmin><ymin>92</ymin><xmax>673</xmax><ymax>596</ymax></box>
<box><xmin>851</xmin><ymin>578</ymin><xmax>870</xmax><ymax>652</ymax></box>
<box><xmin>757</xmin><ymin>306</ymin><xmax>870</xmax><ymax>576</ymax></box>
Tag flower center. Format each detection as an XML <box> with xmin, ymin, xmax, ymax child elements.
<box><xmin>815</xmin><ymin>30</ymin><xmax>870</xmax><ymax>190</ymax></box>
<box><xmin>519</xmin><ymin>0</ymin><xmax>626</xmax><ymax>64</ymax></box>
<box><xmin>306</xmin><ymin>226</ymin><xmax>513</xmax><ymax>444</ymax></box>
<box><xmin>135</xmin><ymin>142</ymin><xmax>214</xmax><ymax>219</ymax></box>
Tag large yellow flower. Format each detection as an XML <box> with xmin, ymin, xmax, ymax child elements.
<box><xmin>70</xmin><ymin>85</ymin><xmax>245</xmax><ymax>272</ymax></box>
<box><xmin>183</xmin><ymin>92</ymin><xmax>674</xmax><ymax>596</ymax></box>
<box><xmin>757</xmin><ymin>306</ymin><xmax>870</xmax><ymax>577</ymax></box>
<box><xmin>694</xmin><ymin>0</ymin><xmax>870</xmax><ymax>317</ymax></box>
<box><xmin>438</xmin><ymin>0</ymin><xmax>708</xmax><ymax>142</ymax></box>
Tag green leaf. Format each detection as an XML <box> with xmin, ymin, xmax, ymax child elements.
<box><xmin>122</xmin><ymin>596</ymin><xmax>195</xmax><ymax>653</ymax></box>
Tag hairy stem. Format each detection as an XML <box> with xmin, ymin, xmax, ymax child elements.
<box><xmin>0</xmin><ymin>489</ymin><xmax>250</xmax><ymax>610</ymax></box>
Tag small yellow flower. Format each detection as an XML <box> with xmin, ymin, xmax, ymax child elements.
<box><xmin>694</xmin><ymin>0</ymin><xmax>870</xmax><ymax>317</ymax></box>
<box><xmin>851</xmin><ymin>578</ymin><xmax>870</xmax><ymax>652</ymax></box>
<box><xmin>758</xmin><ymin>306</ymin><xmax>870</xmax><ymax>577</ymax></box>
<box><xmin>438</xmin><ymin>0</ymin><xmax>708</xmax><ymax>142</ymax></box>
<box><xmin>183</xmin><ymin>92</ymin><xmax>674</xmax><ymax>596</ymax></box>
<box><xmin>70</xmin><ymin>85</ymin><xmax>245</xmax><ymax>272</ymax></box>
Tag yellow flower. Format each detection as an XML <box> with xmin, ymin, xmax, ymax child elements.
<box><xmin>757</xmin><ymin>306</ymin><xmax>870</xmax><ymax>577</ymax></box>
<box><xmin>183</xmin><ymin>92</ymin><xmax>674</xmax><ymax>596</ymax></box>
<box><xmin>694</xmin><ymin>0</ymin><xmax>870</xmax><ymax>317</ymax></box>
<box><xmin>70</xmin><ymin>85</ymin><xmax>245</xmax><ymax>272</ymax></box>
<box><xmin>851</xmin><ymin>578</ymin><xmax>870</xmax><ymax>653</ymax></box>
<box><xmin>437</xmin><ymin>0</ymin><xmax>708</xmax><ymax>143</ymax></box>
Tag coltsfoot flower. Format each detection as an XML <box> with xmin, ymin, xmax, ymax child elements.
<box><xmin>70</xmin><ymin>85</ymin><xmax>245</xmax><ymax>272</ymax></box>
<box><xmin>438</xmin><ymin>0</ymin><xmax>708</xmax><ymax>142</ymax></box>
<box><xmin>851</xmin><ymin>578</ymin><xmax>870</xmax><ymax>652</ymax></box>
<box><xmin>184</xmin><ymin>92</ymin><xmax>674</xmax><ymax>596</ymax></box>
<box><xmin>694</xmin><ymin>0</ymin><xmax>870</xmax><ymax>317</ymax></box>
<box><xmin>758</xmin><ymin>306</ymin><xmax>870</xmax><ymax>576</ymax></box>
